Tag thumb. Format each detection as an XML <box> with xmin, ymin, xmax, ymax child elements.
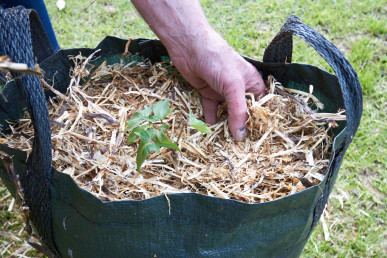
<box><xmin>224</xmin><ymin>84</ymin><xmax>248</xmax><ymax>141</ymax></box>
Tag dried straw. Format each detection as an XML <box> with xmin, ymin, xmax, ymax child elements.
<box><xmin>2</xmin><ymin>52</ymin><xmax>346</xmax><ymax>203</ymax></box>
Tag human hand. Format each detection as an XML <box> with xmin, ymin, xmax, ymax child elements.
<box><xmin>167</xmin><ymin>30</ymin><xmax>265</xmax><ymax>141</ymax></box>
<box><xmin>131</xmin><ymin>0</ymin><xmax>265</xmax><ymax>141</ymax></box>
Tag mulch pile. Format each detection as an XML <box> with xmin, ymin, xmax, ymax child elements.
<box><xmin>2</xmin><ymin>52</ymin><xmax>345</xmax><ymax>203</ymax></box>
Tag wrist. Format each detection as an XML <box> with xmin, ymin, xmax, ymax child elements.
<box><xmin>131</xmin><ymin>0</ymin><xmax>230</xmax><ymax>67</ymax></box>
<box><xmin>162</xmin><ymin>27</ymin><xmax>227</xmax><ymax>62</ymax></box>
<box><xmin>158</xmin><ymin>22</ymin><xmax>214</xmax><ymax>54</ymax></box>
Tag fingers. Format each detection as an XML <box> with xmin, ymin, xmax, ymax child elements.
<box><xmin>224</xmin><ymin>84</ymin><xmax>248</xmax><ymax>141</ymax></box>
<box><xmin>199</xmin><ymin>86</ymin><xmax>224</xmax><ymax>124</ymax></box>
<box><xmin>198</xmin><ymin>87</ymin><xmax>225</xmax><ymax>103</ymax></box>
<box><xmin>225</xmin><ymin>67</ymin><xmax>266</xmax><ymax>141</ymax></box>
<box><xmin>202</xmin><ymin>97</ymin><xmax>218</xmax><ymax>125</ymax></box>
<box><xmin>245</xmin><ymin>65</ymin><xmax>266</xmax><ymax>98</ymax></box>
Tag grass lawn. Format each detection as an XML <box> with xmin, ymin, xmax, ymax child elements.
<box><xmin>1</xmin><ymin>0</ymin><xmax>386</xmax><ymax>256</ymax></box>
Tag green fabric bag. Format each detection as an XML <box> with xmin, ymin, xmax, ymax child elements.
<box><xmin>0</xmin><ymin>9</ymin><xmax>362</xmax><ymax>257</ymax></box>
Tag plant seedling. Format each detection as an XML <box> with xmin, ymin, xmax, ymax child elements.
<box><xmin>123</xmin><ymin>99</ymin><xmax>180</xmax><ymax>172</ymax></box>
<box><xmin>123</xmin><ymin>99</ymin><xmax>212</xmax><ymax>172</ymax></box>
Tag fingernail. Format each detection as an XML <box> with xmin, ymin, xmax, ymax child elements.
<box><xmin>235</xmin><ymin>127</ymin><xmax>246</xmax><ymax>141</ymax></box>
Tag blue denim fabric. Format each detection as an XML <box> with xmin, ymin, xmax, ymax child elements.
<box><xmin>0</xmin><ymin>0</ymin><xmax>59</xmax><ymax>52</ymax></box>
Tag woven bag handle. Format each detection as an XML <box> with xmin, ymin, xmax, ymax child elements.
<box><xmin>0</xmin><ymin>7</ymin><xmax>57</xmax><ymax>253</ymax></box>
<box><xmin>263</xmin><ymin>15</ymin><xmax>363</xmax><ymax>147</ymax></box>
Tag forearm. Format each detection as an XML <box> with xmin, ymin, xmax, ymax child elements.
<box><xmin>131</xmin><ymin>0</ymin><xmax>217</xmax><ymax>56</ymax></box>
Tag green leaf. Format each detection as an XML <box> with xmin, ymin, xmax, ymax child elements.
<box><xmin>146</xmin><ymin>127</ymin><xmax>179</xmax><ymax>151</ymax></box>
<box><xmin>135</xmin><ymin>127</ymin><xmax>179</xmax><ymax>172</ymax></box>
<box><xmin>138</xmin><ymin>105</ymin><xmax>153</xmax><ymax>117</ymax></box>
<box><xmin>189</xmin><ymin>113</ymin><xmax>212</xmax><ymax>134</ymax></box>
<box><xmin>126</xmin><ymin>124</ymin><xmax>150</xmax><ymax>145</ymax></box>
<box><xmin>159</xmin><ymin>123</ymin><xmax>169</xmax><ymax>132</ymax></box>
<box><xmin>126</xmin><ymin>105</ymin><xmax>153</xmax><ymax>131</ymax></box>
<box><xmin>153</xmin><ymin>99</ymin><xmax>171</xmax><ymax>120</ymax></box>
<box><xmin>125</xmin><ymin>114</ymin><xmax>144</xmax><ymax>131</ymax></box>
<box><xmin>157</xmin><ymin>134</ymin><xmax>180</xmax><ymax>151</ymax></box>
<box><xmin>136</xmin><ymin>130</ymin><xmax>160</xmax><ymax>172</ymax></box>
<box><xmin>143</xmin><ymin>116</ymin><xmax>160</xmax><ymax>123</ymax></box>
